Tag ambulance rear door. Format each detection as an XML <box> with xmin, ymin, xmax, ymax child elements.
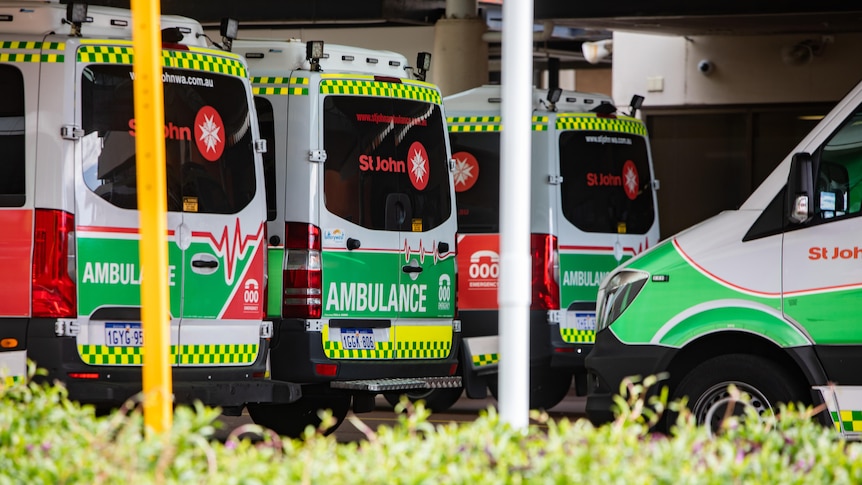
<box><xmin>74</xmin><ymin>46</ymin><xmax>265</xmax><ymax>368</ymax></box>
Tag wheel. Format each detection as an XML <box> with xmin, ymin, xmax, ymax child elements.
<box><xmin>672</xmin><ymin>354</ymin><xmax>809</xmax><ymax>433</ymax></box>
<box><xmin>383</xmin><ymin>387</ymin><xmax>464</xmax><ymax>413</ymax></box>
<box><xmin>488</xmin><ymin>367</ymin><xmax>573</xmax><ymax>410</ymax></box>
<box><xmin>247</xmin><ymin>394</ymin><xmax>351</xmax><ymax>438</ymax></box>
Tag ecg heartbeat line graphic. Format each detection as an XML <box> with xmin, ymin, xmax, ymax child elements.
<box><xmin>193</xmin><ymin>219</ymin><xmax>264</xmax><ymax>284</ymax></box>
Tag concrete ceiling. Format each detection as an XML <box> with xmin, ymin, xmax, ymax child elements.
<box><xmin>73</xmin><ymin>0</ymin><xmax>862</xmax><ymax>67</ymax></box>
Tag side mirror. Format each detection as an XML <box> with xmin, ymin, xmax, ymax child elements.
<box><xmin>787</xmin><ymin>152</ymin><xmax>814</xmax><ymax>224</ymax></box>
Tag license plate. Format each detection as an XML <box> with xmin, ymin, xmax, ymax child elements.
<box><xmin>341</xmin><ymin>328</ymin><xmax>376</xmax><ymax>350</ymax></box>
<box><xmin>105</xmin><ymin>322</ymin><xmax>143</xmax><ymax>347</ymax></box>
<box><xmin>572</xmin><ymin>311</ymin><xmax>596</xmax><ymax>331</ymax></box>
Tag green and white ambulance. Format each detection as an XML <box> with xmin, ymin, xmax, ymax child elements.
<box><xmin>586</xmin><ymin>78</ymin><xmax>862</xmax><ymax>436</ymax></box>
<box><xmin>0</xmin><ymin>2</ymin><xmax>298</xmax><ymax>413</ymax></box>
<box><xmin>231</xmin><ymin>39</ymin><xmax>461</xmax><ymax>435</ymax></box>
<box><xmin>439</xmin><ymin>85</ymin><xmax>659</xmax><ymax>410</ymax></box>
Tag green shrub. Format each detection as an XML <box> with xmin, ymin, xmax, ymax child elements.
<box><xmin>1</xmin><ymin>368</ymin><xmax>861</xmax><ymax>484</ymax></box>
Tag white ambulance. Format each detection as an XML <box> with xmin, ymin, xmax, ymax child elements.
<box><xmin>0</xmin><ymin>2</ymin><xmax>298</xmax><ymax>414</ymax></box>
<box><xmin>441</xmin><ymin>85</ymin><xmax>660</xmax><ymax>410</ymax></box>
<box><xmin>586</xmin><ymin>77</ymin><xmax>862</xmax><ymax>436</ymax></box>
<box><xmin>230</xmin><ymin>39</ymin><xmax>461</xmax><ymax>435</ymax></box>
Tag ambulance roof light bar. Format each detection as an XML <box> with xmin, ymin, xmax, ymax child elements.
<box><xmin>307</xmin><ymin>40</ymin><xmax>324</xmax><ymax>72</ymax></box>
<box><xmin>219</xmin><ymin>17</ymin><xmax>238</xmax><ymax>52</ymax></box>
<box><xmin>414</xmin><ymin>52</ymin><xmax>431</xmax><ymax>81</ymax></box>
<box><xmin>65</xmin><ymin>2</ymin><xmax>88</xmax><ymax>37</ymax></box>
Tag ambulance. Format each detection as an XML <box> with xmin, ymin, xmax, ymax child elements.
<box><xmin>586</xmin><ymin>78</ymin><xmax>862</xmax><ymax>437</ymax></box>
<box><xmin>0</xmin><ymin>2</ymin><xmax>299</xmax><ymax>414</ymax></box>
<box><xmin>230</xmin><ymin>39</ymin><xmax>461</xmax><ymax>435</ymax></box>
<box><xmin>438</xmin><ymin>85</ymin><xmax>660</xmax><ymax>410</ymax></box>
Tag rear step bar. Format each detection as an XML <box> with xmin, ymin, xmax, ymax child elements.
<box><xmin>331</xmin><ymin>376</ymin><xmax>462</xmax><ymax>392</ymax></box>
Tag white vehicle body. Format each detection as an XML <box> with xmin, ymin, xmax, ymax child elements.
<box><xmin>0</xmin><ymin>2</ymin><xmax>298</xmax><ymax>412</ymax></box>
<box><xmin>586</xmin><ymin>77</ymin><xmax>862</xmax><ymax>437</ymax></box>
<box><xmin>445</xmin><ymin>85</ymin><xmax>660</xmax><ymax>409</ymax></box>
<box><xmin>230</xmin><ymin>39</ymin><xmax>461</xmax><ymax>433</ymax></box>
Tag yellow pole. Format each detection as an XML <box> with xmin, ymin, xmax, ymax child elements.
<box><xmin>131</xmin><ymin>0</ymin><xmax>172</xmax><ymax>433</ymax></box>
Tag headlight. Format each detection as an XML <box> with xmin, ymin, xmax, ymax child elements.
<box><xmin>596</xmin><ymin>270</ymin><xmax>649</xmax><ymax>331</ymax></box>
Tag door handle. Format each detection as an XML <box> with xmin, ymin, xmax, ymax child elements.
<box><xmin>192</xmin><ymin>260</ymin><xmax>219</xmax><ymax>268</ymax></box>
<box><xmin>401</xmin><ymin>265</ymin><xmax>423</xmax><ymax>274</ymax></box>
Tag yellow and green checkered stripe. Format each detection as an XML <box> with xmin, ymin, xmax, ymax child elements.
<box><xmin>76</xmin><ymin>45</ymin><xmax>247</xmax><ymax>77</ymax></box>
<box><xmin>556</xmin><ymin>114</ymin><xmax>647</xmax><ymax>136</ymax></box>
<box><xmin>320</xmin><ymin>78</ymin><xmax>441</xmax><ymax>104</ymax></box>
<box><xmin>447</xmin><ymin>115</ymin><xmax>549</xmax><ymax>132</ymax></box>
<box><xmin>251</xmin><ymin>76</ymin><xmax>309</xmax><ymax>95</ymax></box>
<box><xmin>2</xmin><ymin>375</ymin><xmax>25</xmax><ymax>386</ymax></box>
<box><xmin>78</xmin><ymin>344</ymin><xmax>259</xmax><ymax>365</ymax></box>
<box><xmin>0</xmin><ymin>41</ymin><xmax>64</xmax><ymax>63</ymax></box>
<box><xmin>561</xmin><ymin>328</ymin><xmax>596</xmax><ymax>344</ymax></box>
<box><xmin>396</xmin><ymin>340</ymin><xmax>452</xmax><ymax>359</ymax></box>
<box><xmin>472</xmin><ymin>353</ymin><xmax>499</xmax><ymax>368</ymax></box>
<box><xmin>324</xmin><ymin>340</ymin><xmax>396</xmax><ymax>359</ymax></box>
<box><xmin>831</xmin><ymin>410</ymin><xmax>862</xmax><ymax>432</ymax></box>
<box><xmin>322</xmin><ymin>324</ymin><xmax>452</xmax><ymax>359</ymax></box>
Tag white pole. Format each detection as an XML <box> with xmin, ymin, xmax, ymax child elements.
<box><xmin>498</xmin><ymin>0</ymin><xmax>533</xmax><ymax>429</ymax></box>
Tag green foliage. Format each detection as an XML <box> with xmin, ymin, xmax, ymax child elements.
<box><xmin>2</xmin><ymin>367</ymin><xmax>861</xmax><ymax>484</ymax></box>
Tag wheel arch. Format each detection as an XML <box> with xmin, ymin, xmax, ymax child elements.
<box><xmin>665</xmin><ymin>331</ymin><xmax>824</xmax><ymax>399</ymax></box>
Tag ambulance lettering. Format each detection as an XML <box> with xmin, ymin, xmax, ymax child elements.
<box><xmin>809</xmin><ymin>246</ymin><xmax>862</xmax><ymax>260</ymax></box>
<box><xmin>81</xmin><ymin>262</ymin><xmax>177</xmax><ymax>286</ymax></box>
<box><xmin>562</xmin><ymin>270</ymin><xmax>609</xmax><ymax>288</ymax></box>
<box><xmin>438</xmin><ymin>274</ymin><xmax>451</xmax><ymax>311</ymax></box>
<box><xmin>586</xmin><ymin>160</ymin><xmax>640</xmax><ymax>200</ymax></box>
<box><xmin>468</xmin><ymin>250</ymin><xmax>499</xmax><ymax>288</ymax></box>
<box><xmin>359</xmin><ymin>155</ymin><xmax>406</xmax><ymax>173</ymax></box>
<box><xmin>325</xmin><ymin>282</ymin><xmax>427</xmax><ymax>313</ymax></box>
<box><xmin>243</xmin><ymin>279</ymin><xmax>261</xmax><ymax>311</ymax></box>
<box><xmin>128</xmin><ymin>119</ymin><xmax>192</xmax><ymax>141</ymax></box>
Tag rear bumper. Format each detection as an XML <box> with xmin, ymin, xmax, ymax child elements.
<box><xmin>269</xmin><ymin>318</ymin><xmax>462</xmax><ymax>387</ymax></box>
<box><xmin>460</xmin><ymin>309</ymin><xmax>591</xmax><ymax>370</ymax></box>
<box><xmin>26</xmin><ymin>319</ymin><xmax>300</xmax><ymax>409</ymax></box>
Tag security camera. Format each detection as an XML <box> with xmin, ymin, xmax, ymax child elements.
<box><xmin>582</xmin><ymin>39</ymin><xmax>613</xmax><ymax>65</ymax></box>
<box><xmin>697</xmin><ymin>59</ymin><xmax>714</xmax><ymax>75</ymax></box>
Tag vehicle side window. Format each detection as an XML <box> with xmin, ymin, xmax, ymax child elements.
<box><xmin>814</xmin><ymin>108</ymin><xmax>862</xmax><ymax>222</ymax></box>
<box><xmin>0</xmin><ymin>65</ymin><xmax>25</xmax><ymax>207</ymax></box>
<box><xmin>254</xmin><ymin>96</ymin><xmax>277</xmax><ymax>221</ymax></box>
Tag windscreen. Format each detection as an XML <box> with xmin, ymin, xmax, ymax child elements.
<box><xmin>81</xmin><ymin>64</ymin><xmax>256</xmax><ymax>214</ymax></box>
<box><xmin>559</xmin><ymin>131</ymin><xmax>655</xmax><ymax>234</ymax></box>
<box><xmin>323</xmin><ymin>96</ymin><xmax>451</xmax><ymax>232</ymax></box>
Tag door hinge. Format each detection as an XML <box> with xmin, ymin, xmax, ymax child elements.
<box><xmin>61</xmin><ymin>125</ymin><xmax>84</xmax><ymax>140</ymax></box>
<box><xmin>652</xmin><ymin>179</ymin><xmax>661</xmax><ymax>191</ymax></box>
<box><xmin>254</xmin><ymin>139</ymin><xmax>267</xmax><ymax>154</ymax></box>
<box><xmin>548</xmin><ymin>175</ymin><xmax>564</xmax><ymax>185</ymax></box>
<box><xmin>309</xmin><ymin>149</ymin><xmax>327</xmax><ymax>162</ymax></box>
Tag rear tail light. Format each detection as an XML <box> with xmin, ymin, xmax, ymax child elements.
<box><xmin>530</xmin><ymin>233</ymin><xmax>559</xmax><ymax>311</ymax></box>
<box><xmin>282</xmin><ymin>222</ymin><xmax>322</xmax><ymax>319</ymax></box>
<box><xmin>33</xmin><ymin>209</ymin><xmax>77</xmax><ymax>318</ymax></box>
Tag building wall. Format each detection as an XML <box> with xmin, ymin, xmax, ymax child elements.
<box><xmin>613</xmin><ymin>31</ymin><xmax>862</xmax><ymax>108</ymax></box>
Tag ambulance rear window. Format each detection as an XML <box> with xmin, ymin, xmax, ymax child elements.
<box><xmin>0</xmin><ymin>65</ymin><xmax>25</xmax><ymax>207</ymax></box>
<box><xmin>449</xmin><ymin>132</ymin><xmax>500</xmax><ymax>233</ymax></box>
<box><xmin>559</xmin><ymin>131</ymin><xmax>655</xmax><ymax>234</ymax></box>
<box><xmin>323</xmin><ymin>96</ymin><xmax>451</xmax><ymax>232</ymax></box>
<box><xmin>81</xmin><ymin>65</ymin><xmax>257</xmax><ymax>214</ymax></box>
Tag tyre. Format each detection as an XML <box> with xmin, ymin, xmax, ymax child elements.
<box><xmin>383</xmin><ymin>387</ymin><xmax>464</xmax><ymax>413</ymax></box>
<box><xmin>247</xmin><ymin>394</ymin><xmax>351</xmax><ymax>438</ymax></box>
<box><xmin>488</xmin><ymin>367</ymin><xmax>572</xmax><ymax>410</ymax></box>
<box><xmin>671</xmin><ymin>354</ymin><xmax>809</xmax><ymax>433</ymax></box>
